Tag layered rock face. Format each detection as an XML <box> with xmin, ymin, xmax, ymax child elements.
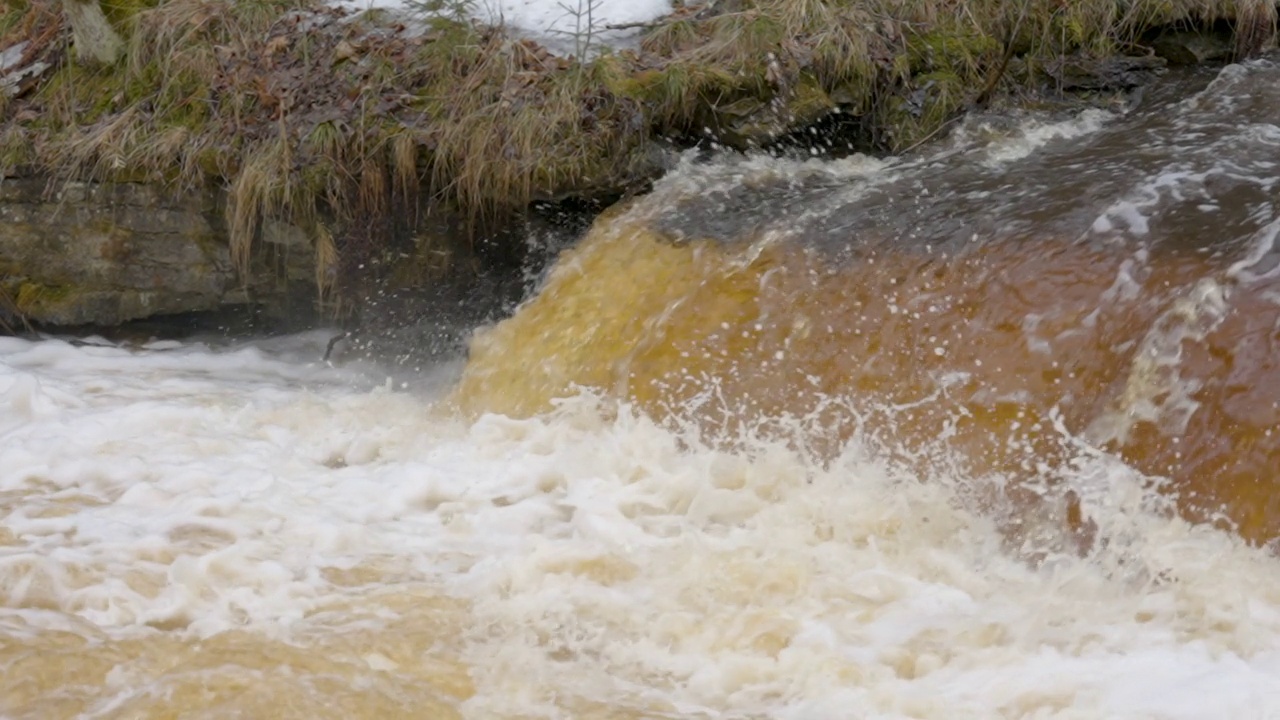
<box><xmin>0</xmin><ymin>178</ymin><xmax>315</xmax><ymax>328</ymax></box>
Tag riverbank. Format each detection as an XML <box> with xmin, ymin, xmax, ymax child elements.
<box><xmin>0</xmin><ymin>0</ymin><xmax>1275</xmax><ymax>329</ymax></box>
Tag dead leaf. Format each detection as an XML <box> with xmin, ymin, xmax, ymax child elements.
<box><xmin>334</xmin><ymin>40</ymin><xmax>358</xmax><ymax>64</ymax></box>
<box><xmin>265</xmin><ymin>35</ymin><xmax>290</xmax><ymax>56</ymax></box>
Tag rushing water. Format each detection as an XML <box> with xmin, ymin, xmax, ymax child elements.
<box><xmin>6</xmin><ymin>61</ymin><xmax>1280</xmax><ymax>718</ymax></box>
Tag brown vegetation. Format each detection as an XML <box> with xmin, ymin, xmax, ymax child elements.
<box><xmin>0</xmin><ymin>283</ymin><xmax>30</xmax><ymax>335</ymax></box>
<box><xmin>0</xmin><ymin>0</ymin><xmax>1274</xmax><ymax>302</ymax></box>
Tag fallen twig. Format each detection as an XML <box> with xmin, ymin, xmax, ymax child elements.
<box><xmin>602</xmin><ymin>20</ymin><xmax>665</xmax><ymax>31</ymax></box>
<box><xmin>973</xmin><ymin>0</ymin><xmax>1030</xmax><ymax>109</ymax></box>
<box><xmin>898</xmin><ymin>114</ymin><xmax>964</xmax><ymax>156</ymax></box>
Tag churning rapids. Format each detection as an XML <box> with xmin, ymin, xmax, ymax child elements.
<box><xmin>5</xmin><ymin>60</ymin><xmax>1280</xmax><ymax>718</ymax></box>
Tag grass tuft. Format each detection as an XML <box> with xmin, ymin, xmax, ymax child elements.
<box><xmin>2</xmin><ymin>0</ymin><xmax>1271</xmax><ymax>303</ymax></box>
<box><xmin>0</xmin><ymin>282</ymin><xmax>32</xmax><ymax>335</ymax></box>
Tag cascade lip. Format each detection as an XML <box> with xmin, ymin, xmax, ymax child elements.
<box><xmin>639</xmin><ymin>60</ymin><xmax>1279</xmax><ymax>264</ymax></box>
<box><xmin>454</xmin><ymin>55</ymin><xmax>1280</xmax><ymax>545</ymax></box>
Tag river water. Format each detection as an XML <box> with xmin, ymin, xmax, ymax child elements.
<box><xmin>5</xmin><ymin>60</ymin><xmax>1280</xmax><ymax>718</ymax></box>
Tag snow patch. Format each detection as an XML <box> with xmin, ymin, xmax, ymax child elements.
<box><xmin>328</xmin><ymin>0</ymin><xmax>674</xmax><ymax>54</ymax></box>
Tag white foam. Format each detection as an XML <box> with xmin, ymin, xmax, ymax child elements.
<box><xmin>3</xmin><ymin>336</ymin><xmax>1280</xmax><ymax>715</ymax></box>
<box><xmin>1229</xmin><ymin>217</ymin><xmax>1280</xmax><ymax>283</ymax></box>
<box><xmin>978</xmin><ymin>108</ymin><xmax>1114</xmax><ymax>165</ymax></box>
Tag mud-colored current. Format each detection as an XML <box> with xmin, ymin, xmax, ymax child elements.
<box><xmin>459</xmin><ymin>60</ymin><xmax>1280</xmax><ymax>545</ymax></box>
<box><xmin>4</xmin><ymin>61</ymin><xmax>1280</xmax><ymax>719</ymax></box>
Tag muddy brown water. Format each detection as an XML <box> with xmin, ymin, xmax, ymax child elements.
<box><xmin>459</xmin><ymin>60</ymin><xmax>1280</xmax><ymax>546</ymax></box>
<box><xmin>6</xmin><ymin>60</ymin><xmax>1280</xmax><ymax>719</ymax></box>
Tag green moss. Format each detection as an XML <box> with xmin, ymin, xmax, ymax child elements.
<box><xmin>38</xmin><ymin>62</ymin><xmax>126</xmax><ymax>123</ymax></box>
<box><xmin>128</xmin><ymin>61</ymin><xmax>210</xmax><ymax>127</ymax></box>
<box><xmin>99</xmin><ymin>0</ymin><xmax>161</xmax><ymax>30</ymax></box>
<box><xmin>0</xmin><ymin>126</ymin><xmax>33</xmax><ymax>171</ymax></box>
<box><xmin>0</xmin><ymin>0</ymin><xmax>29</xmax><ymax>37</ymax></box>
<box><xmin>717</xmin><ymin>74</ymin><xmax>836</xmax><ymax>147</ymax></box>
<box><xmin>15</xmin><ymin>282</ymin><xmax>76</xmax><ymax>315</ymax></box>
<box><xmin>789</xmin><ymin>75</ymin><xmax>836</xmax><ymax>123</ymax></box>
<box><xmin>908</xmin><ymin>30</ymin><xmax>1002</xmax><ymax>76</ymax></box>
<box><xmin>877</xmin><ymin>70</ymin><xmax>967</xmax><ymax>151</ymax></box>
<box><xmin>626</xmin><ymin>61</ymin><xmax>738</xmax><ymax>126</ymax></box>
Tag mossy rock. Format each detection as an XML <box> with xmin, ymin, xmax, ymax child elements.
<box><xmin>907</xmin><ymin>29</ymin><xmax>1001</xmax><ymax>76</ymax></box>
<box><xmin>876</xmin><ymin>70</ymin><xmax>968</xmax><ymax>151</ymax></box>
<box><xmin>717</xmin><ymin>76</ymin><xmax>836</xmax><ymax>148</ymax></box>
<box><xmin>1151</xmin><ymin>29</ymin><xmax>1234</xmax><ymax>66</ymax></box>
<box><xmin>15</xmin><ymin>281</ymin><xmax>78</xmax><ymax>319</ymax></box>
<box><xmin>13</xmin><ymin>280</ymin><xmax>235</xmax><ymax>326</ymax></box>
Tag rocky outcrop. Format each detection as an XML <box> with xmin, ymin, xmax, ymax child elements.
<box><xmin>1151</xmin><ymin>28</ymin><xmax>1235</xmax><ymax>66</ymax></box>
<box><xmin>1045</xmin><ymin>54</ymin><xmax>1167</xmax><ymax>91</ymax></box>
<box><xmin>0</xmin><ymin>177</ymin><xmax>316</xmax><ymax>327</ymax></box>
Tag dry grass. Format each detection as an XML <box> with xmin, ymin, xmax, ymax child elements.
<box><xmin>1233</xmin><ymin>0</ymin><xmax>1278</xmax><ymax>58</ymax></box>
<box><xmin>0</xmin><ymin>0</ymin><xmax>1273</xmax><ymax>297</ymax></box>
<box><xmin>0</xmin><ymin>287</ymin><xmax>26</xmax><ymax>335</ymax></box>
<box><xmin>227</xmin><ymin>131</ymin><xmax>305</xmax><ymax>273</ymax></box>
<box><xmin>313</xmin><ymin>221</ymin><xmax>339</xmax><ymax>303</ymax></box>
